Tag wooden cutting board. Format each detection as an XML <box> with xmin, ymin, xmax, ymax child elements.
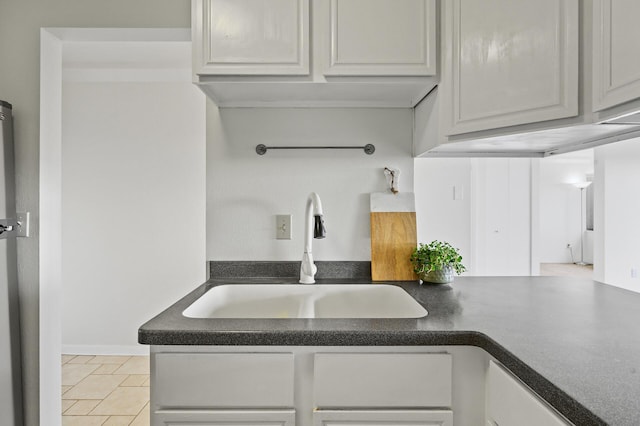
<box><xmin>370</xmin><ymin>193</ymin><xmax>417</xmax><ymax>281</ymax></box>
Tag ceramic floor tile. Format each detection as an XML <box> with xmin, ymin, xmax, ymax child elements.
<box><xmin>65</xmin><ymin>399</ymin><xmax>102</xmax><ymax>415</ymax></box>
<box><xmin>129</xmin><ymin>402</ymin><xmax>149</xmax><ymax>426</ymax></box>
<box><xmin>62</xmin><ymin>355</ymin><xmax>76</xmax><ymax>364</ymax></box>
<box><xmin>62</xmin><ymin>416</ymin><xmax>109</xmax><ymax>426</ymax></box>
<box><xmin>67</xmin><ymin>355</ymin><xmax>95</xmax><ymax>364</ymax></box>
<box><xmin>62</xmin><ymin>399</ymin><xmax>77</xmax><ymax>413</ymax></box>
<box><xmin>120</xmin><ymin>375</ymin><xmax>149</xmax><ymax>387</ymax></box>
<box><xmin>62</xmin><ymin>385</ymin><xmax>73</xmax><ymax>395</ymax></box>
<box><xmin>62</xmin><ymin>363</ymin><xmax>100</xmax><ymax>386</ymax></box>
<box><xmin>93</xmin><ymin>364</ymin><xmax>121</xmax><ymax>375</ymax></box>
<box><xmin>141</xmin><ymin>377</ymin><xmax>150</xmax><ymax>387</ymax></box>
<box><xmin>103</xmin><ymin>417</ymin><xmax>135</xmax><ymax>425</ymax></box>
<box><xmin>113</xmin><ymin>356</ymin><xmax>149</xmax><ymax>375</ymax></box>
<box><xmin>87</xmin><ymin>356</ymin><xmax>131</xmax><ymax>365</ymax></box>
<box><xmin>64</xmin><ymin>374</ymin><xmax>128</xmax><ymax>400</ymax></box>
<box><xmin>90</xmin><ymin>387</ymin><xmax>149</xmax><ymax>416</ymax></box>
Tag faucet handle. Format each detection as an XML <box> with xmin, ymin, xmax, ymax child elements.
<box><xmin>314</xmin><ymin>215</ymin><xmax>326</xmax><ymax>239</ymax></box>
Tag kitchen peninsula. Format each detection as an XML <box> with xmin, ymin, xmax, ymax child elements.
<box><xmin>140</xmin><ymin>274</ymin><xmax>640</xmax><ymax>425</ymax></box>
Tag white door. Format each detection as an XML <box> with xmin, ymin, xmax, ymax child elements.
<box><xmin>473</xmin><ymin>159</ymin><xmax>532</xmax><ymax>276</ymax></box>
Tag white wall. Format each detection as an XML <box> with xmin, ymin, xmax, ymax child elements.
<box><xmin>206</xmin><ymin>106</ymin><xmax>414</xmax><ymax>261</ymax></box>
<box><xmin>62</xmin><ymin>78</ymin><xmax>205</xmax><ymax>352</ymax></box>
<box><xmin>594</xmin><ymin>138</ymin><xmax>640</xmax><ymax>292</ymax></box>
<box><xmin>538</xmin><ymin>150</ymin><xmax>594</xmax><ymax>263</ymax></box>
<box><xmin>414</xmin><ymin>158</ymin><xmax>472</xmax><ymax>272</ymax></box>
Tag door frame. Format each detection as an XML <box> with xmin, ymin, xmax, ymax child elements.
<box><xmin>39</xmin><ymin>27</ymin><xmax>190</xmax><ymax>423</ymax></box>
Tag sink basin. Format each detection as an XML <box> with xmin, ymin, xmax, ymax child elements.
<box><xmin>182</xmin><ymin>284</ymin><xmax>428</xmax><ymax>319</ymax></box>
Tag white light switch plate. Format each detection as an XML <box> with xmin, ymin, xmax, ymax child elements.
<box><xmin>276</xmin><ymin>214</ymin><xmax>292</xmax><ymax>240</ymax></box>
<box><xmin>16</xmin><ymin>212</ymin><xmax>30</xmax><ymax>238</ymax></box>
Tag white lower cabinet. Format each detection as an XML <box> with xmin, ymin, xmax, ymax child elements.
<box><xmin>151</xmin><ymin>352</ymin><xmax>296</xmax><ymax>425</ymax></box>
<box><xmin>313</xmin><ymin>353</ymin><xmax>453</xmax><ymax>426</ymax></box>
<box><xmin>154</xmin><ymin>409</ymin><xmax>295</xmax><ymax>425</ymax></box>
<box><xmin>151</xmin><ymin>346</ymin><xmax>572</xmax><ymax>426</ymax></box>
<box><xmin>313</xmin><ymin>353</ymin><xmax>452</xmax><ymax>408</ymax></box>
<box><xmin>486</xmin><ymin>361</ymin><xmax>571</xmax><ymax>426</ymax></box>
<box><xmin>314</xmin><ymin>409</ymin><xmax>453</xmax><ymax>426</ymax></box>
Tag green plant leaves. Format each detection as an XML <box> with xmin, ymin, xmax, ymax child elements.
<box><xmin>410</xmin><ymin>240</ymin><xmax>466</xmax><ymax>275</ymax></box>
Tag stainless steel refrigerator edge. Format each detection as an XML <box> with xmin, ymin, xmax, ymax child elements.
<box><xmin>0</xmin><ymin>100</ymin><xmax>23</xmax><ymax>425</ymax></box>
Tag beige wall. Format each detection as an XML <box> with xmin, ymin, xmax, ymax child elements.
<box><xmin>0</xmin><ymin>2</ymin><xmax>189</xmax><ymax>424</ymax></box>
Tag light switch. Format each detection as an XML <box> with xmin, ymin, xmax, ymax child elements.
<box><xmin>276</xmin><ymin>214</ymin><xmax>292</xmax><ymax>240</ymax></box>
<box><xmin>453</xmin><ymin>185</ymin><xmax>464</xmax><ymax>201</ymax></box>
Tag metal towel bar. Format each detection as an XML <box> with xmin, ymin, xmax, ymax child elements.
<box><xmin>256</xmin><ymin>144</ymin><xmax>375</xmax><ymax>155</ymax></box>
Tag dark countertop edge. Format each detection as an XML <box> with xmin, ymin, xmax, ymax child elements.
<box><xmin>138</xmin><ymin>279</ymin><xmax>607</xmax><ymax>426</ymax></box>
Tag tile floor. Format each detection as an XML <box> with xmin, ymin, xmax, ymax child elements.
<box><xmin>62</xmin><ymin>355</ymin><xmax>150</xmax><ymax>425</ymax></box>
<box><xmin>540</xmin><ymin>262</ymin><xmax>593</xmax><ymax>279</ymax></box>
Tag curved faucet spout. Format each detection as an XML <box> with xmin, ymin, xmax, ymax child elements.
<box><xmin>300</xmin><ymin>192</ymin><xmax>325</xmax><ymax>284</ymax></box>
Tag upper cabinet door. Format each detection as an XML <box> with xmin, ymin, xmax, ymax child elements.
<box><xmin>193</xmin><ymin>0</ymin><xmax>309</xmax><ymax>75</ymax></box>
<box><xmin>324</xmin><ymin>0</ymin><xmax>436</xmax><ymax>76</ymax></box>
<box><xmin>592</xmin><ymin>0</ymin><xmax>640</xmax><ymax>112</ymax></box>
<box><xmin>444</xmin><ymin>0</ymin><xmax>579</xmax><ymax>136</ymax></box>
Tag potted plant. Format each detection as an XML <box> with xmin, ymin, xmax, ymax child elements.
<box><xmin>410</xmin><ymin>240</ymin><xmax>466</xmax><ymax>284</ymax></box>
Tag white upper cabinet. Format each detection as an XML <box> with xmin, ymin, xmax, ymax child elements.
<box><xmin>192</xmin><ymin>0</ymin><xmax>309</xmax><ymax>76</ymax></box>
<box><xmin>324</xmin><ymin>0</ymin><xmax>436</xmax><ymax>76</ymax></box>
<box><xmin>413</xmin><ymin>0</ymin><xmax>640</xmax><ymax>158</ymax></box>
<box><xmin>592</xmin><ymin>0</ymin><xmax>640</xmax><ymax>115</ymax></box>
<box><xmin>191</xmin><ymin>0</ymin><xmax>437</xmax><ymax>107</ymax></box>
<box><xmin>444</xmin><ymin>0</ymin><xmax>579</xmax><ymax>136</ymax></box>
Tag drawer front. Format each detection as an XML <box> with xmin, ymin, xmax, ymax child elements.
<box><xmin>154</xmin><ymin>353</ymin><xmax>294</xmax><ymax>408</ymax></box>
<box><xmin>154</xmin><ymin>409</ymin><xmax>296</xmax><ymax>425</ymax></box>
<box><xmin>314</xmin><ymin>353</ymin><xmax>452</xmax><ymax>408</ymax></box>
<box><xmin>487</xmin><ymin>361</ymin><xmax>570</xmax><ymax>426</ymax></box>
<box><xmin>314</xmin><ymin>409</ymin><xmax>453</xmax><ymax>426</ymax></box>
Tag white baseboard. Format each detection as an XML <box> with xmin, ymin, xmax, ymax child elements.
<box><xmin>62</xmin><ymin>344</ymin><xmax>149</xmax><ymax>356</ymax></box>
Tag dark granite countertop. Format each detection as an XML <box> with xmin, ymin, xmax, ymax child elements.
<box><xmin>139</xmin><ymin>276</ymin><xmax>640</xmax><ymax>426</ymax></box>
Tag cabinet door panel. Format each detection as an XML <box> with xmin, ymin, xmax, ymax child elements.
<box><xmin>486</xmin><ymin>361</ymin><xmax>570</xmax><ymax>426</ymax></box>
<box><xmin>193</xmin><ymin>0</ymin><xmax>309</xmax><ymax>75</ymax></box>
<box><xmin>593</xmin><ymin>0</ymin><xmax>640</xmax><ymax>111</ymax></box>
<box><xmin>314</xmin><ymin>353</ymin><xmax>452</xmax><ymax>408</ymax></box>
<box><xmin>154</xmin><ymin>409</ymin><xmax>295</xmax><ymax>425</ymax></box>
<box><xmin>445</xmin><ymin>0</ymin><xmax>578</xmax><ymax>135</ymax></box>
<box><xmin>325</xmin><ymin>0</ymin><xmax>436</xmax><ymax>76</ymax></box>
<box><xmin>314</xmin><ymin>409</ymin><xmax>453</xmax><ymax>426</ymax></box>
<box><xmin>154</xmin><ymin>353</ymin><xmax>294</xmax><ymax>408</ymax></box>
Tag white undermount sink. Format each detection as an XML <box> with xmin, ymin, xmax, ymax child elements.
<box><xmin>182</xmin><ymin>284</ymin><xmax>428</xmax><ymax>319</ymax></box>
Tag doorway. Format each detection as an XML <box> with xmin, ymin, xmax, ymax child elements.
<box><xmin>40</xmin><ymin>28</ymin><xmax>205</xmax><ymax>422</ymax></box>
<box><xmin>537</xmin><ymin>149</ymin><xmax>594</xmax><ymax>279</ymax></box>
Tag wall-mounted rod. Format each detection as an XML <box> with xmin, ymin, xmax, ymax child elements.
<box><xmin>256</xmin><ymin>144</ymin><xmax>375</xmax><ymax>155</ymax></box>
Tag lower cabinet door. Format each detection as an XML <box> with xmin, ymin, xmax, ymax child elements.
<box><xmin>314</xmin><ymin>410</ymin><xmax>453</xmax><ymax>426</ymax></box>
<box><xmin>153</xmin><ymin>409</ymin><xmax>295</xmax><ymax>426</ymax></box>
<box><xmin>487</xmin><ymin>361</ymin><xmax>571</xmax><ymax>426</ymax></box>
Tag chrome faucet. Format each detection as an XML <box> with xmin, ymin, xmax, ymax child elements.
<box><xmin>300</xmin><ymin>192</ymin><xmax>326</xmax><ymax>284</ymax></box>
